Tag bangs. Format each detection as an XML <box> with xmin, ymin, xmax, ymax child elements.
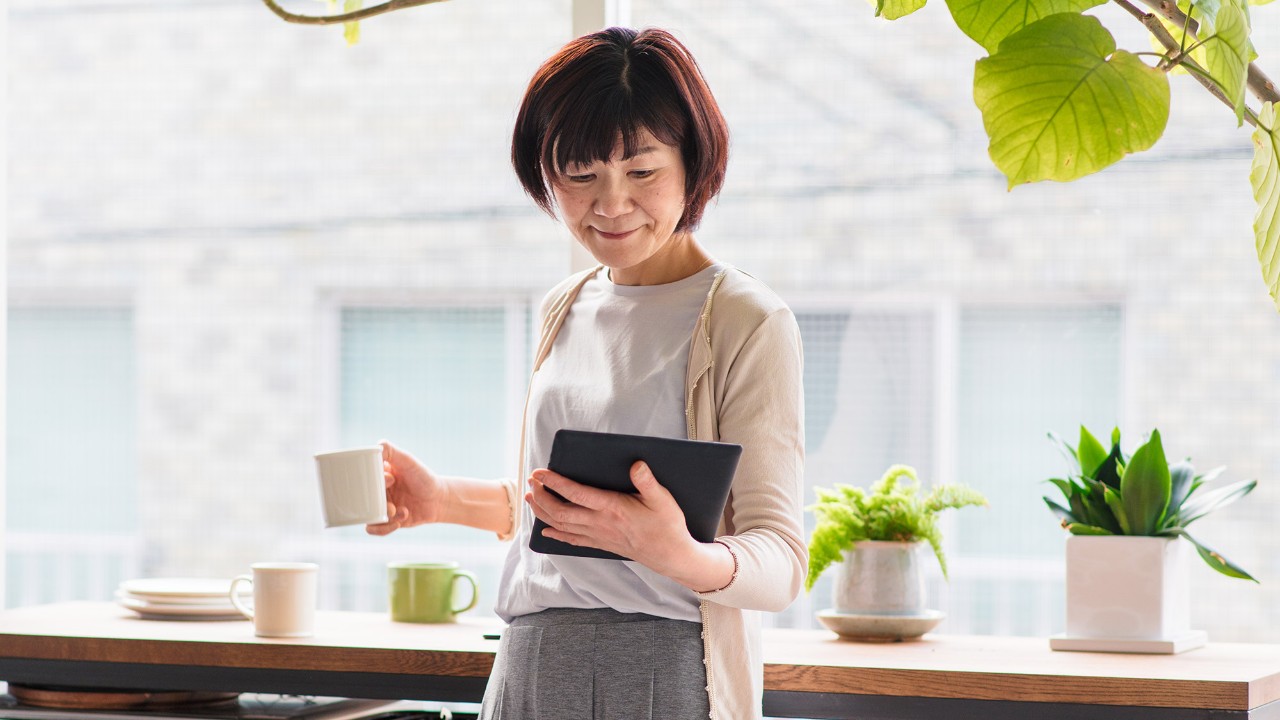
<box><xmin>545</xmin><ymin>87</ymin><xmax>685</xmax><ymax>175</ymax></box>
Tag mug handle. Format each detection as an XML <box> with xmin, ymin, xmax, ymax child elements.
<box><xmin>451</xmin><ymin>570</ymin><xmax>479</xmax><ymax>615</ymax></box>
<box><xmin>229</xmin><ymin>575</ymin><xmax>254</xmax><ymax>620</ymax></box>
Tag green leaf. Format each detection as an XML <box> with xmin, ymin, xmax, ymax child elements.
<box><xmin>1196</xmin><ymin>465</ymin><xmax>1227</xmax><ymax>485</ymax></box>
<box><xmin>944</xmin><ymin>0</ymin><xmax>1107</xmax><ymax>53</ymax></box>
<box><xmin>1045</xmin><ymin>497</ymin><xmax>1078</xmax><ymax>524</ymax></box>
<box><xmin>1066</xmin><ymin>522</ymin><xmax>1114</xmax><ymax>535</ymax></box>
<box><xmin>1046</xmin><ymin>477</ymin><xmax>1076</xmax><ymax>499</ymax></box>
<box><xmin>924</xmin><ymin>484</ymin><xmax>989</xmax><ymax>512</ymax></box>
<box><xmin>1179</xmin><ymin>478</ymin><xmax>1257</xmax><ymax>526</ymax></box>
<box><xmin>1121</xmin><ymin>430</ymin><xmax>1172</xmax><ymax>535</ymax></box>
<box><xmin>1103</xmin><ymin>485</ymin><xmax>1131</xmax><ymax>534</ymax></box>
<box><xmin>1094</xmin><ymin>442</ymin><xmax>1125</xmax><ymax>490</ymax></box>
<box><xmin>1047</xmin><ymin>430</ymin><xmax>1079</xmax><ymax>466</ymax></box>
<box><xmin>973</xmin><ymin>14</ymin><xmax>1171</xmax><ymax>187</ymax></box>
<box><xmin>343</xmin><ymin>0</ymin><xmax>361</xmax><ymax>45</ymax></box>
<box><xmin>877</xmin><ymin>0</ymin><xmax>930</xmax><ymax>19</ymax></box>
<box><xmin>1110</xmin><ymin>426</ymin><xmax>1121</xmax><ymax>447</ymax></box>
<box><xmin>1252</xmin><ymin>102</ymin><xmax>1280</xmax><ymax>311</ymax></box>
<box><xmin>1165</xmin><ymin>528</ymin><xmax>1257</xmax><ymax>581</ymax></box>
<box><xmin>1167</xmin><ymin>461</ymin><xmax>1197</xmax><ymax>517</ymax></box>
<box><xmin>1078</xmin><ymin>478</ymin><xmax>1124</xmax><ymax>533</ymax></box>
<box><xmin>1193</xmin><ymin>0</ymin><xmax>1223</xmax><ymax>24</ymax></box>
<box><xmin>1201</xmin><ymin>0</ymin><xmax>1251</xmax><ymax>125</ymax></box>
<box><xmin>1077</xmin><ymin>426</ymin><xmax>1108</xmax><ymax>480</ymax></box>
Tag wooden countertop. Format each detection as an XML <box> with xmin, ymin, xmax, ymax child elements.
<box><xmin>762</xmin><ymin>628</ymin><xmax>1280</xmax><ymax>710</ymax></box>
<box><xmin>2</xmin><ymin>602</ymin><xmax>1278</xmax><ymax>712</ymax></box>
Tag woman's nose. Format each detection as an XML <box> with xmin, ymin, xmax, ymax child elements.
<box><xmin>593</xmin><ymin>178</ymin><xmax>633</xmax><ymax>218</ymax></box>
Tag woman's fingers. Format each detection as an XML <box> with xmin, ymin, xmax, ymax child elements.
<box><xmin>527</xmin><ymin>477</ymin><xmax>588</xmax><ymax>531</ymax></box>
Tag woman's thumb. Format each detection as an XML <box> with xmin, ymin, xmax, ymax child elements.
<box><xmin>631</xmin><ymin>461</ymin><xmax>658</xmax><ymax>491</ymax></box>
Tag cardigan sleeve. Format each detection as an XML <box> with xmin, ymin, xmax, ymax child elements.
<box><xmin>695</xmin><ymin>306</ymin><xmax>807</xmax><ymax>612</ymax></box>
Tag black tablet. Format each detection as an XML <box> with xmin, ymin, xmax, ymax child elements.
<box><xmin>529</xmin><ymin>429</ymin><xmax>742</xmax><ymax>561</ymax></box>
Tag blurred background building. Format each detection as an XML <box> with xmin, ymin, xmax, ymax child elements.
<box><xmin>6</xmin><ymin>0</ymin><xmax>1279</xmax><ymax>641</ymax></box>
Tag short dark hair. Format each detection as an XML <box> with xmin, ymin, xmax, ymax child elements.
<box><xmin>511</xmin><ymin>27</ymin><xmax>730</xmax><ymax>233</ymax></box>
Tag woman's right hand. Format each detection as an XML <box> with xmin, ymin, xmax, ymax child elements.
<box><xmin>365</xmin><ymin>440</ymin><xmax>447</xmax><ymax>536</ymax></box>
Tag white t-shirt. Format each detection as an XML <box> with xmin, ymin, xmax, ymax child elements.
<box><xmin>494</xmin><ymin>263</ymin><xmax>724</xmax><ymax>623</ymax></box>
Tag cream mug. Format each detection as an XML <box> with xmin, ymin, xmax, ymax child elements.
<box><xmin>315</xmin><ymin>446</ymin><xmax>388</xmax><ymax>528</ymax></box>
<box><xmin>229</xmin><ymin>562</ymin><xmax>318</xmax><ymax>638</ymax></box>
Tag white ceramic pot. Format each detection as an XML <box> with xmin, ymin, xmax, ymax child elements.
<box><xmin>833</xmin><ymin>540</ymin><xmax>925</xmax><ymax>615</ymax></box>
<box><xmin>1050</xmin><ymin>535</ymin><xmax>1206</xmax><ymax>653</ymax></box>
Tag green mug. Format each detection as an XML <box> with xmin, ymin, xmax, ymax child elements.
<box><xmin>388</xmin><ymin>561</ymin><xmax>479</xmax><ymax>623</ymax></box>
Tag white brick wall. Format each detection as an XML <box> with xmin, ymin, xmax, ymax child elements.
<box><xmin>8</xmin><ymin>0</ymin><xmax>1280</xmax><ymax>640</ymax></box>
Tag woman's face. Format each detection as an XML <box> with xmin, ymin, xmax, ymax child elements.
<box><xmin>551</xmin><ymin>129</ymin><xmax>692</xmax><ymax>286</ymax></box>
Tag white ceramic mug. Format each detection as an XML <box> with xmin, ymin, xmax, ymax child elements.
<box><xmin>229</xmin><ymin>562</ymin><xmax>319</xmax><ymax>638</ymax></box>
<box><xmin>315</xmin><ymin>446</ymin><xmax>388</xmax><ymax>528</ymax></box>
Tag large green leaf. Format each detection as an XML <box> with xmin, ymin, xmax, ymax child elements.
<box><xmin>1162</xmin><ymin>528</ymin><xmax>1257</xmax><ymax>581</ymax></box>
<box><xmin>1193</xmin><ymin>0</ymin><xmax>1223</xmax><ymax>24</ymax></box>
<box><xmin>973</xmin><ymin>14</ymin><xmax>1171</xmax><ymax>187</ymax></box>
<box><xmin>878</xmin><ymin>0</ymin><xmax>930</xmax><ymax>19</ymax></box>
<box><xmin>1077</xmin><ymin>426</ymin><xmax>1107</xmax><ymax>479</ymax></box>
<box><xmin>1120</xmin><ymin>430</ymin><xmax>1171</xmax><ymax>535</ymax></box>
<box><xmin>1167</xmin><ymin>461</ymin><xmax>1197</xmax><ymax>517</ymax></box>
<box><xmin>1178</xmin><ymin>478</ymin><xmax>1257</xmax><ymax>525</ymax></box>
<box><xmin>1201</xmin><ymin>0</ymin><xmax>1251</xmax><ymax>125</ymax></box>
<box><xmin>1253</xmin><ymin>102</ymin><xmax>1280</xmax><ymax>311</ymax></box>
<box><xmin>945</xmin><ymin>0</ymin><xmax>1107</xmax><ymax>53</ymax></box>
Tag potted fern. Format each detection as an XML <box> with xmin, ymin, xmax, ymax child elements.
<box><xmin>1044</xmin><ymin>426</ymin><xmax>1258</xmax><ymax>654</ymax></box>
<box><xmin>806</xmin><ymin>464</ymin><xmax>987</xmax><ymax>641</ymax></box>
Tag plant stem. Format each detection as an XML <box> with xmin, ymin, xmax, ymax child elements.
<box><xmin>1112</xmin><ymin>0</ymin><xmax>1259</xmax><ymax>128</ymax></box>
<box><xmin>1128</xmin><ymin>0</ymin><xmax>1280</xmax><ymax>105</ymax></box>
<box><xmin>260</xmin><ymin>0</ymin><xmax>450</xmax><ymax>25</ymax></box>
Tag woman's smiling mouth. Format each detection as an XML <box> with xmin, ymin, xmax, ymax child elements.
<box><xmin>594</xmin><ymin>228</ymin><xmax>637</xmax><ymax>240</ymax></box>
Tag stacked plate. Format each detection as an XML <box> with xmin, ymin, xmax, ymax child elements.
<box><xmin>115</xmin><ymin>578</ymin><xmax>249</xmax><ymax>621</ymax></box>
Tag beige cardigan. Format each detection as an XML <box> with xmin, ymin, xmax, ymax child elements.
<box><xmin>499</xmin><ymin>266</ymin><xmax>807</xmax><ymax>719</ymax></box>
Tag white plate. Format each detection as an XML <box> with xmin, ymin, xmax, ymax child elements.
<box><xmin>117</xmin><ymin>595</ymin><xmax>247</xmax><ymax>620</ymax></box>
<box><xmin>118</xmin><ymin>577</ymin><xmax>244</xmax><ymax>599</ymax></box>
<box><xmin>816</xmin><ymin>608</ymin><xmax>945</xmax><ymax>642</ymax></box>
<box><xmin>115</xmin><ymin>588</ymin><xmax>248</xmax><ymax>606</ymax></box>
<box><xmin>114</xmin><ymin>588</ymin><xmax>243</xmax><ymax>608</ymax></box>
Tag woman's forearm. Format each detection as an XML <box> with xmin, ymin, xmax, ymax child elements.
<box><xmin>439</xmin><ymin>475</ymin><xmax>513</xmax><ymax>536</ymax></box>
<box><xmin>665</xmin><ymin>538</ymin><xmax>736</xmax><ymax>594</ymax></box>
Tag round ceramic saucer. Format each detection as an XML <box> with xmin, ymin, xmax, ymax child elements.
<box><xmin>816</xmin><ymin>608</ymin><xmax>945</xmax><ymax>642</ymax></box>
<box><xmin>119</xmin><ymin>578</ymin><xmax>243</xmax><ymax>600</ymax></box>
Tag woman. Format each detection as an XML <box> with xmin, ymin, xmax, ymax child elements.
<box><xmin>367</xmin><ymin>27</ymin><xmax>806</xmax><ymax>720</ymax></box>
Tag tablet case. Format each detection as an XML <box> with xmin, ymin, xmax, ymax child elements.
<box><xmin>529</xmin><ymin>429</ymin><xmax>742</xmax><ymax>561</ymax></box>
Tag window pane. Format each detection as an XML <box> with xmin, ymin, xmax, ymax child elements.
<box><xmin>949</xmin><ymin>306</ymin><xmax>1122</xmax><ymax>635</ymax></box>
<box><xmin>341</xmin><ymin>307</ymin><xmax>509</xmax><ymax>477</ymax></box>
<box><xmin>311</xmin><ymin>305</ymin><xmax>523</xmax><ymax>617</ymax></box>
<box><xmin>789</xmin><ymin>309</ymin><xmax>934</xmax><ymax>628</ymax></box>
<box><xmin>6</xmin><ymin>308</ymin><xmax>139</xmax><ymax>606</ymax></box>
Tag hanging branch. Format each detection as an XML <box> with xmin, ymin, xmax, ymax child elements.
<box><xmin>260</xmin><ymin>0</ymin><xmax>450</xmax><ymax>25</ymax></box>
<box><xmin>1128</xmin><ymin>0</ymin><xmax>1280</xmax><ymax>105</ymax></box>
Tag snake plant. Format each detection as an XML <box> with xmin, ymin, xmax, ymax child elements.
<box><xmin>1044</xmin><ymin>426</ymin><xmax>1258</xmax><ymax>581</ymax></box>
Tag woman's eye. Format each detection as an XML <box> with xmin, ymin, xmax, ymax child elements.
<box><xmin>567</xmin><ymin>173</ymin><xmax>595</xmax><ymax>183</ymax></box>
<box><xmin>629</xmin><ymin>169</ymin><xmax>655</xmax><ymax>178</ymax></box>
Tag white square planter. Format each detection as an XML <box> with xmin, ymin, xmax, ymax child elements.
<box><xmin>1049</xmin><ymin>535</ymin><xmax>1207</xmax><ymax>654</ymax></box>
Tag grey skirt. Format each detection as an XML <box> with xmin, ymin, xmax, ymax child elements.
<box><xmin>479</xmin><ymin>607</ymin><xmax>711</xmax><ymax>720</ymax></box>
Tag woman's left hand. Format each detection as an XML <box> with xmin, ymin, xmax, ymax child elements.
<box><xmin>527</xmin><ymin>461</ymin><xmax>726</xmax><ymax>588</ymax></box>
